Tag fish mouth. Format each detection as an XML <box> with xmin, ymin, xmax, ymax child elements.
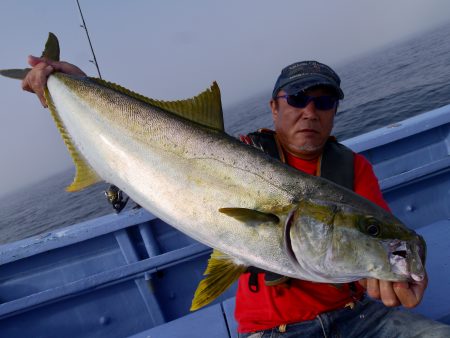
<box><xmin>386</xmin><ymin>239</ymin><xmax>425</xmax><ymax>282</ymax></box>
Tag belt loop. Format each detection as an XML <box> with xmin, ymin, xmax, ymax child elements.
<box><xmin>278</xmin><ymin>324</ymin><xmax>287</xmax><ymax>333</ymax></box>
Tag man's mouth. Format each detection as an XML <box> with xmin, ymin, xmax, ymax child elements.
<box><xmin>299</xmin><ymin>128</ymin><xmax>319</xmax><ymax>134</ymax></box>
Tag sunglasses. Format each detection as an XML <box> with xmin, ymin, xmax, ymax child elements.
<box><xmin>275</xmin><ymin>93</ymin><xmax>338</xmax><ymax>110</ymax></box>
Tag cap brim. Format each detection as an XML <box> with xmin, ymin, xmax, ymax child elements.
<box><xmin>281</xmin><ymin>75</ymin><xmax>344</xmax><ymax>99</ymax></box>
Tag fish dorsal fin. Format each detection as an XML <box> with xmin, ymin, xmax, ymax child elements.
<box><xmin>45</xmin><ymin>89</ymin><xmax>101</xmax><ymax>191</ymax></box>
<box><xmin>89</xmin><ymin>77</ymin><xmax>224</xmax><ymax>132</ymax></box>
<box><xmin>191</xmin><ymin>249</ymin><xmax>247</xmax><ymax>311</ymax></box>
<box><xmin>219</xmin><ymin>207</ymin><xmax>280</xmax><ymax>225</ymax></box>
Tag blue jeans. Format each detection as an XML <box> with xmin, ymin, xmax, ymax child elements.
<box><xmin>238</xmin><ymin>296</ymin><xmax>450</xmax><ymax>338</ymax></box>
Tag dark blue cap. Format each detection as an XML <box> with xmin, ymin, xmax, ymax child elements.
<box><xmin>272</xmin><ymin>61</ymin><xmax>344</xmax><ymax>99</ymax></box>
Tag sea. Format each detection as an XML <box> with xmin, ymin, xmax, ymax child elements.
<box><xmin>1</xmin><ymin>22</ymin><xmax>450</xmax><ymax>245</ymax></box>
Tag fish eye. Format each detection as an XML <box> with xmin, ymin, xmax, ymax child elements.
<box><xmin>365</xmin><ymin>218</ymin><xmax>381</xmax><ymax>237</ymax></box>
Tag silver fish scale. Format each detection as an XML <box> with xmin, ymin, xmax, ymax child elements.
<box><xmin>46</xmin><ymin>73</ymin><xmax>426</xmax><ymax>282</ymax></box>
<box><xmin>48</xmin><ymin>74</ymin><xmax>306</xmax><ymax>274</ymax></box>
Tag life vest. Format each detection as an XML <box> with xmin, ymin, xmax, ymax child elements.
<box><xmin>240</xmin><ymin>128</ymin><xmax>355</xmax><ymax>288</ymax></box>
<box><xmin>241</xmin><ymin>128</ymin><xmax>354</xmax><ymax>189</ymax></box>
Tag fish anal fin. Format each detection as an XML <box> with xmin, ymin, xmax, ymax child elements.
<box><xmin>45</xmin><ymin>89</ymin><xmax>101</xmax><ymax>192</ymax></box>
<box><xmin>219</xmin><ymin>207</ymin><xmax>280</xmax><ymax>225</ymax></box>
<box><xmin>66</xmin><ymin>164</ymin><xmax>101</xmax><ymax>192</ymax></box>
<box><xmin>191</xmin><ymin>249</ymin><xmax>246</xmax><ymax>311</ymax></box>
<box><xmin>89</xmin><ymin>78</ymin><xmax>224</xmax><ymax>132</ymax></box>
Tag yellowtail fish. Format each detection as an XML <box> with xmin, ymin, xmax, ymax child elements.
<box><xmin>0</xmin><ymin>33</ymin><xmax>426</xmax><ymax>311</ymax></box>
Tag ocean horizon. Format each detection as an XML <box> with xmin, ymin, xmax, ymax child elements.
<box><xmin>1</xmin><ymin>22</ymin><xmax>450</xmax><ymax>245</ymax></box>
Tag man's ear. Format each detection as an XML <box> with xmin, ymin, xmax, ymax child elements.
<box><xmin>270</xmin><ymin>99</ymin><xmax>278</xmax><ymax>123</ymax></box>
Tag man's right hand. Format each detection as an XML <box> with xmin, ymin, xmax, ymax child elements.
<box><xmin>22</xmin><ymin>55</ymin><xmax>86</xmax><ymax>108</ymax></box>
<box><xmin>359</xmin><ymin>274</ymin><xmax>428</xmax><ymax>309</ymax></box>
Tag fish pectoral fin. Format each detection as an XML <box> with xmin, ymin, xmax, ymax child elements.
<box><xmin>0</xmin><ymin>32</ymin><xmax>59</xmax><ymax>80</ymax></box>
<box><xmin>45</xmin><ymin>89</ymin><xmax>102</xmax><ymax>192</ymax></box>
<box><xmin>88</xmin><ymin>78</ymin><xmax>224</xmax><ymax>132</ymax></box>
<box><xmin>191</xmin><ymin>249</ymin><xmax>247</xmax><ymax>311</ymax></box>
<box><xmin>219</xmin><ymin>207</ymin><xmax>280</xmax><ymax>225</ymax></box>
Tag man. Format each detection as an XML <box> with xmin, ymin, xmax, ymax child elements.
<box><xmin>23</xmin><ymin>57</ymin><xmax>450</xmax><ymax>337</ymax></box>
<box><xmin>235</xmin><ymin>61</ymin><xmax>450</xmax><ymax>337</ymax></box>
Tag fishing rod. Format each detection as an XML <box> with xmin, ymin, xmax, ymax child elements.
<box><xmin>75</xmin><ymin>0</ymin><xmax>102</xmax><ymax>79</ymax></box>
<box><xmin>75</xmin><ymin>0</ymin><xmax>134</xmax><ymax>212</ymax></box>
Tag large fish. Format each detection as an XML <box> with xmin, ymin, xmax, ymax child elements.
<box><xmin>1</xmin><ymin>33</ymin><xmax>426</xmax><ymax>310</ymax></box>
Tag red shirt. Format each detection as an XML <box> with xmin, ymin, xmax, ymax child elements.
<box><xmin>235</xmin><ymin>151</ymin><xmax>390</xmax><ymax>333</ymax></box>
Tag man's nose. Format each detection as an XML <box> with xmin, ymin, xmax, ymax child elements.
<box><xmin>301</xmin><ymin>101</ymin><xmax>319</xmax><ymax>119</ymax></box>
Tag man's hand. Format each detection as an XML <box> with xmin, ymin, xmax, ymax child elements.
<box><xmin>359</xmin><ymin>273</ymin><xmax>428</xmax><ymax>308</ymax></box>
<box><xmin>22</xmin><ymin>55</ymin><xmax>86</xmax><ymax>108</ymax></box>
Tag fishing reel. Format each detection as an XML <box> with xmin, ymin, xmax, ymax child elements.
<box><xmin>104</xmin><ymin>184</ymin><xmax>129</xmax><ymax>213</ymax></box>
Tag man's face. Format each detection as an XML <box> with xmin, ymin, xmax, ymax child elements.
<box><xmin>270</xmin><ymin>86</ymin><xmax>337</xmax><ymax>159</ymax></box>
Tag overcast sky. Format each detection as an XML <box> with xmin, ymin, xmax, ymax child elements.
<box><xmin>1</xmin><ymin>0</ymin><xmax>450</xmax><ymax>197</ymax></box>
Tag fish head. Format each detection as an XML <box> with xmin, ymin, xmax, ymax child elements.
<box><xmin>286</xmin><ymin>198</ymin><xmax>426</xmax><ymax>283</ymax></box>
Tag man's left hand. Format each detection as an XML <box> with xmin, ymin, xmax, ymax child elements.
<box><xmin>358</xmin><ymin>273</ymin><xmax>428</xmax><ymax>308</ymax></box>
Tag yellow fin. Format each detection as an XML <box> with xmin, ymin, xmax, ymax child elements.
<box><xmin>190</xmin><ymin>249</ymin><xmax>246</xmax><ymax>311</ymax></box>
<box><xmin>45</xmin><ymin>89</ymin><xmax>101</xmax><ymax>192</ymax></box>
<box><xmin>42</xmin><ymin>33</ymin><xmax>99</xmax><ymax>191</ymax></box>
<box><xmin>89</xmin><ymin>78</ymin><xmax>224</xmax><ymax>132</ymax></box>
<box><xmin>219</xmin><ymin>207</ymin><xmax>280</xmax><ymax>225</ymax></box>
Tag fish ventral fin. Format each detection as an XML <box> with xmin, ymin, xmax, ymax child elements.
<box><xmin>45</xmin><ymin>89</ymin><xmax>101</xmax><ymax>191</ymax></box>
<box><xmin>0</xmin><ymin>32</ymin><xmax>60</xmax><ymax>80</ymax></box>
<box><xmin>89</xmin><ymin>77</ymin><xmax>225</xmax><ymax>132</ymax></box>
<box><xmin>191</xmin><ymin>249</ymin><xmax>247</xmax><ymax>311</ymax></box>
<box><xmin>219</xmin><ymin>207</ymin><xmax>280</xmax><ymax>225</ymax></box>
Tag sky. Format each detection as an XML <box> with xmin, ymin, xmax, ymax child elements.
<box><xmin>1</xmin><ymin>0</ymin><xmax>450</xmax><ymax>197</ymax></box>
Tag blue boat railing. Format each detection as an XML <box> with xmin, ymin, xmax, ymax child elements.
<box><xmin>0</xmin><ymin>208</ymin><xmax>235</xmax><ymax>337</ymax></box>
<box><xmin>1</xmin><ymin>104</ymin><xmax>450</xmax><ymax>337</ymax></box>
